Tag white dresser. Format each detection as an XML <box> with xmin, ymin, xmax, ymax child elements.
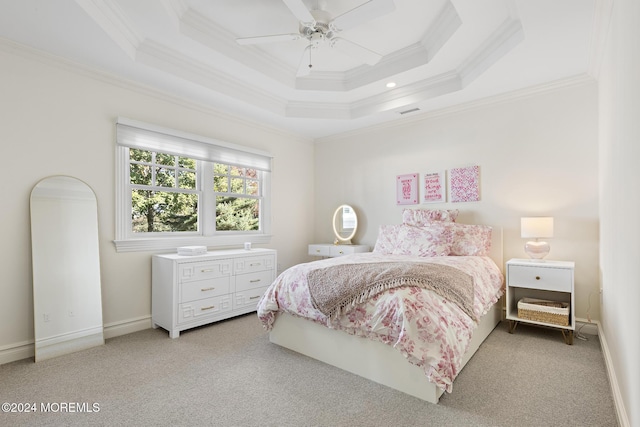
<box><xmin>308</xmin><ymin>244</ymin><xmax>369</xmax><ymax>257</ymax></box>
<box><xmin>152</xmin><ymin>248</ymin><xmax>276</xmax><ymax>338</ymax></box>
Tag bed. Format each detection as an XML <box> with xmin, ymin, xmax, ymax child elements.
<box><xmin>257</xmin><ymin>209</ymin><xmax>504</xmax><ymax>403</ymax></box>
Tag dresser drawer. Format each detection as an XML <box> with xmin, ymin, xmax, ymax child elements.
<box><xmin>178</xmin><ymin>295</ymin><xmax>232</xmax><ymax>324</ymax></box>
<box><xmin>180</xmin><ymin>277</ymin><xmax>230</xmax><ymax>303</ymax></box>
<box><xmin>309</xmin><ymin>244</ymin><xmax>331</xmax><ymax>256</ymax></box>
<box><xmin>508</xmin><ymin>265</ymin><xmax>572</xmax><ymax>292</ymax></box>
<box><xmin>179</xmin><ymin>260</ymin><xmax>231</xmax><ymax>283</ymax></box>
<box><xmin>234</xmin><ymin>255</ymin><xmax>274</xmax><ymax>274</ymax></box>
<box><xmin>236</xmin><ymin>270</ymin><xmax>273</xmax><ymax>293</ymax></box>
<box><xmin>234</xmin><ymin>285</ymin><xmax>269</xmax><ymax>310</ymax></box>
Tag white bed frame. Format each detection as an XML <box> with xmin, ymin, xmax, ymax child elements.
<box><xmin>269</xmin><ymin>227</ymin><xmax>504</xmax><ymax>404</ymax></box>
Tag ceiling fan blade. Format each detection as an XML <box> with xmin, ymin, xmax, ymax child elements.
<box><xmin>236</xmin><ymin>33</ymin><xmax>302</xmax><ymax>45</ymax></box>
<box><xmin>296</xmin><ymin>46</ymin><xmax>312</xmax><ymax>76</ymax></box>
<box><xmin>332</xmin><ymin>0</ymin><xmax>395</xmax><ymax>31</ymax></box>
<box><xmin>332</xmin><ymin>37</ymin><xmax>382</xmax><ymax>65</ymax></box>
<box><xmin>282</xmin><ymin>0</ymin><xmax>315</xmax><ymax>24</ymax></box>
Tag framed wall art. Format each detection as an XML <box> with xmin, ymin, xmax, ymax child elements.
<box><xmin>422</xmin><ymin>170</ymin><xmax>446</xmax><ymax>204</ymax></box>
<box><xmin>449</xmin><ymin>165</ymin><xmax>480</xmax><ymax>202</ymax></box>
<box><xmin>396</xmin><ymin>173</ymin><xmax>418</xmax><ymax>205</ymax></box>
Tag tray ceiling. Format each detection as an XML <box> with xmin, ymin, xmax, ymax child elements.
<box><xmin>0</xmin><ymin>0</ymin><xmax>596</xmax><ymax>139</ymax></box>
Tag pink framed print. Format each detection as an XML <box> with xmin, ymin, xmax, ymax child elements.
<box><xmin>449</xmin><ymin>165</ymin><xmax>480</xmax><ymax>202</ymax></box>
<box><xmin>396</xmin><ymin>173</ymin><xmax>419</xmax><ymax>205</ymax></box>
<box><xmin>422</xmin><ymin>170</ymin><xmax>446</xmax><ymax>204</ymax></box>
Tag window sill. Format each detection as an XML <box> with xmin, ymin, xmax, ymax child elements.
<box><xmin>113</xmin><ymin>234</ymin><xmax>272</xmax><ymax>253</ymax></box>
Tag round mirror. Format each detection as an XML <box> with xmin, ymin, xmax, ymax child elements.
<box><xmin>332</xmin><ymin>204</ymin><xmax>358</xmax><ymax>244</ymax></box>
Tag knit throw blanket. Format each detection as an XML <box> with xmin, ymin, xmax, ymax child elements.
<box><xmin>308</xmin><ymin>262</ymin><xmax>475</xmax><ymax>320</ymax></box>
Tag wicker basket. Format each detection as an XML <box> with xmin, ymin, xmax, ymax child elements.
<box><xmin>517</xmin><ymin>298</ymin><xmax>569</xmax><ymax>326</ymax></box>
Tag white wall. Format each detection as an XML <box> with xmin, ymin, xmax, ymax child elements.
<box><xmin>0</xmin><ymin>41</ymin><xmax>315</xmax><ymax>359</ymax></box>
<box><xmin>314</xmin><ymin>82</ymin><xmax>600</xmax><ymax>322</ymax></box>
<box><xmin>598</xmin><ymin>0</ymin><xmax>640</xmax><ymax>424</ymax></box>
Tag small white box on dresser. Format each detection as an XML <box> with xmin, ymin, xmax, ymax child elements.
<box><xmin>152</xmin><ymin>248</ymin><xmax>276</xmax><ymax>338</ymax></box>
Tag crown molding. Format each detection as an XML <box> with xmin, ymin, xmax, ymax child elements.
<box><xmin>136</xmin><ymin>40</ymin><xmax>288</xmax><ymax>115</ymax></box>
<box><xmin>179</xmin><ymin>7</ymin><xmax>295</xmax><ymax>87</ymax></box>
<box><xmin>73</xmin><ymin>0</ymin><xmax>140</xmax><ymax>60</ymax></box>
<box><xmin>458</xmin><ymin>16</ymin><xmax>524</xmax><ymax>87</ymax></box>
<box><xmin>586</xmin><ymin>0</ymin><xmax>614</xmax><ymax>79</ymax></box>
<box><xmin>0</xmin><ymin>37</ymin><xmax>310</xmax><ymax>143</ymax></box>
<box><xmin>315</xmin><ymin>74</ymin><xmax>596</xmax><ymax>143</ymax></box>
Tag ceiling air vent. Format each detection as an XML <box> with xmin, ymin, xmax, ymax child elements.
<box><xmin>399</xmin><ymin>107</ymin><xmax>420</xmax><ymax>115</ymax></box>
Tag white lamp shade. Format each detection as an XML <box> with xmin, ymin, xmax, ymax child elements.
<box><xmin>521</xmin><ymin>217</ymin><xmax>554</xmax><ymax>239</ymax></box>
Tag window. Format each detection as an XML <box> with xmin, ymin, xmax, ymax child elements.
<box><xmin>115</xmin><ymin>118</ymin><xmax>272</xmax><ymax>252</ymax></box>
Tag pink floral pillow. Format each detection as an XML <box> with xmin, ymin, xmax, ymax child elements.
<box><xmin>402</xmin><ymin>208</ymin><xmax>459</xmax><ymax>225</ymax></box>
<box><xmin>444</xmin><ymin>222</ymin><xmax>492</xmax><ymax>256</ymax></box>
<box><xmin>391</xmin><ymin>224</ymin><xmax>452</xmax><ymax>257</ymax></box>
<box><xmin>372</xmin><ymin>224</ymin><xmax>402</xmax><ymax>254</ymax></box>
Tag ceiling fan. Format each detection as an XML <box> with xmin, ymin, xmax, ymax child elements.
<box><xmin>235</xmin><ymin>0</ymin><xmax>395</xmax><ymax>76</ymax></box>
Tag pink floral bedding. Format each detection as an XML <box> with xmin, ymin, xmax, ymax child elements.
<box><xmin>257</xmin><ymin>252</ymin><xmax>504</xmax><ymax>393</ymax></box>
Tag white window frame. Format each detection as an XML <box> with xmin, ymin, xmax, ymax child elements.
<box><xmin>114</xmin><ymin>117</ymin><xmax>272</xmax><ymax>252</ymax></box>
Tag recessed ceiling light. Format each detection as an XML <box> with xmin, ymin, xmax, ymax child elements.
<box><xmin>386</xmin><ymin>82</ymin><xmax>396</xmax><ymax>88</ymax></box>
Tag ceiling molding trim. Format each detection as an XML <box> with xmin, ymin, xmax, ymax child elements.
<box><xmin>73</xmin><ymin>0</ymin><xmax>140</xmax><ymax>60</ymax></box>
<box><xmin>136</xmin><ymin>40</ymin><xmax>288</xmax><ymax>115</ymax></box>
<box><xmin>315</xmin><ymin>74</ymin><xmax>596</xmax><ymax>143</ymax></box>
<box><xmin>586</xmin><ymin>0</ymin><xmax>614</xmax><ymax>79</ymax></box>
<box><xmin>285</xmin><ymin>102</ymin><xmax>352</xmax><ymax>120</ymax></box>
<box><xmin>286</xmin><ymin>71</ymin><xmax>462</xmax><ymax>119</ymax></box>
<box><xmin>458</xmin><ymin>16</ymin><xmax>524</xmax><ymax>88</ymax></box>
<box><xmin>295</xmin><ymin>43</ymin><xmax>429</xmax><ymax>91</ymax></box>
<box><xmin>159</xmin><ymin>0</ymin><xmax>189</xmax><ymax>28</ymax></box>
<box><xmin>0</xmin><ymin>37</ymin><xmax>309</xmax><ymax>142</ymax></box>
<box><xmin>420</xmin><ymin>0</ymin><xmax>462</xmax><ymax>59</ymax></box>
<box><xmin>179</xmin><ymin>8</ymin><xmax>295</xmax><ymax>87</ymax></box>
<box><xmin>351</xmin><ymin>72</ymin><xmax>462</xmax><ymax>118</ymax></box>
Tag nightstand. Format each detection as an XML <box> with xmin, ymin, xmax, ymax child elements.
<box><xmin>505</xmin><ymin>259</ymin><xmax>575</xmax><ymax>344</ymax></box>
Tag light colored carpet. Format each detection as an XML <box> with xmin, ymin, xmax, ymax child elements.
<box><xmin>0</xmin><ymin>315</ymin><xmax>617</xmax><ymax>426</ymax></box>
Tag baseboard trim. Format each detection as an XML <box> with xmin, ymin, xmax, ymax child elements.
<box><xmin>0</xmin><ymin>341</ymin><xmax>34</xmax><ymax>365</ymax></box>
<box><xmin>1</xmin><ymin>316</ymin><xmax>152</xmax><ymax>365</ymax></box>
<box><xmin>597</xmin><ymin>320</ymin><xmax>631</xmax><ymax>427</ymax></box>
<box><xmin>103</xmin><ymin>315</ymin><xmax>151</xmax><ymax>340</ymax></box>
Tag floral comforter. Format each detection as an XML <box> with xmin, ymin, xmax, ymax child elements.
<box><xmin>257</xmin><ymin>252</ymin><xmax>504</xmax><ymax>393</ymax></box>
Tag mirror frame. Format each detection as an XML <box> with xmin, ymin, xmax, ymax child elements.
<box><xmin>332</xmin><ymin>204</ymin><xmax>358</xmax><ymax>245</ymax></box>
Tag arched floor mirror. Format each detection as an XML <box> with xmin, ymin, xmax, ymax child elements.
<box><xmin>30</xmin><ymin>176</ymin><xmax>104</xmax><ymax>362</ymax></box>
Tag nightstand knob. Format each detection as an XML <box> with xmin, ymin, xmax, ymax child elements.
<box><xmin>535</xmin><ymin>276</ymin><xmax>541</xmax><ymax>280</ymax></box>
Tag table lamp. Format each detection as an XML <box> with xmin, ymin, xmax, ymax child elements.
<box><xmin>521</xmin><ymin>217</ymin><xmax>554</xmax><ymax>260</ymax></box>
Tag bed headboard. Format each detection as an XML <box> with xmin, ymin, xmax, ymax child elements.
<box><xmin>488</xmin><ymin>226</ymin><xmax>504</xmax><ymax>272</ymax></box>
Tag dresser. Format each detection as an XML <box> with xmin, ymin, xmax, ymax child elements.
<box><xmin>308</xmin><ymin>244</ymin><xmax>369</xmax><ymax>257</ymax></box>
<box><xmin>152</xmin><ymin>248</ymin><xmax>276</xmax><ymax>338</ymax></box>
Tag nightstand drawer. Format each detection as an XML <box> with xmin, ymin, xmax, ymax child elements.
<box><xmin>508</xmin><ymin>265</ymin><xmax>572</xmax><ymax>292</ymax></box>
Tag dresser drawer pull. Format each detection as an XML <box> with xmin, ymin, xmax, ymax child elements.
<box><xmin>201</xmin><ymin>269</ymin><xmax>214</xmax><ymax>273</ymax></box>
<box><xmin>201</xmin><ymin>305</ymin><xmax>215</xmax><ymax>311</ymax></box>
<box><xmin>535</xmin><ymin>276</ymin><xmax>541</xmax><ymax>280</ymax></box>
<box><xmin>316</xmin><ymin>249</ymin><xmax>321</xmax><ymax>253</ymax></box>
<box><xmin>249</xmin><ymin>263</ymin><xmax>262</xmax><ymax>267</ymax></box>
<box><xmin>250</xmin><ymin>279</ymin><xmax>261</xmax><ymax>283</ymax></box>
<box><xmin>201</xmin><ymin>287</ymin><xmax>215</xmax><ymax>292</ymax></box>
<box><xmin>249</xmin><ymin>296</ymin><xmax>261</xmax><ymax>300</ymax></box>
<box><xmin>339</xmin><ymin>251</ymin><xmax>344</xmax><ymax>254</ymax></box>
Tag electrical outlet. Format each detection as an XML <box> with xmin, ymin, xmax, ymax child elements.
<box><xmin>43</xmin><ymin>313</ymin><xmax>50</xmax><ymax>322</ymax></box>
<box><xmin>68</xmin><ymin>310</ymin><xmax>75</xmax><ymax>317</ymax></box>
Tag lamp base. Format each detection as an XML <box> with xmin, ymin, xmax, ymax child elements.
<box><xmin>525</xmin><ymin>240</ymin><xmax>550</xmax><ymax>260</ymax></box>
